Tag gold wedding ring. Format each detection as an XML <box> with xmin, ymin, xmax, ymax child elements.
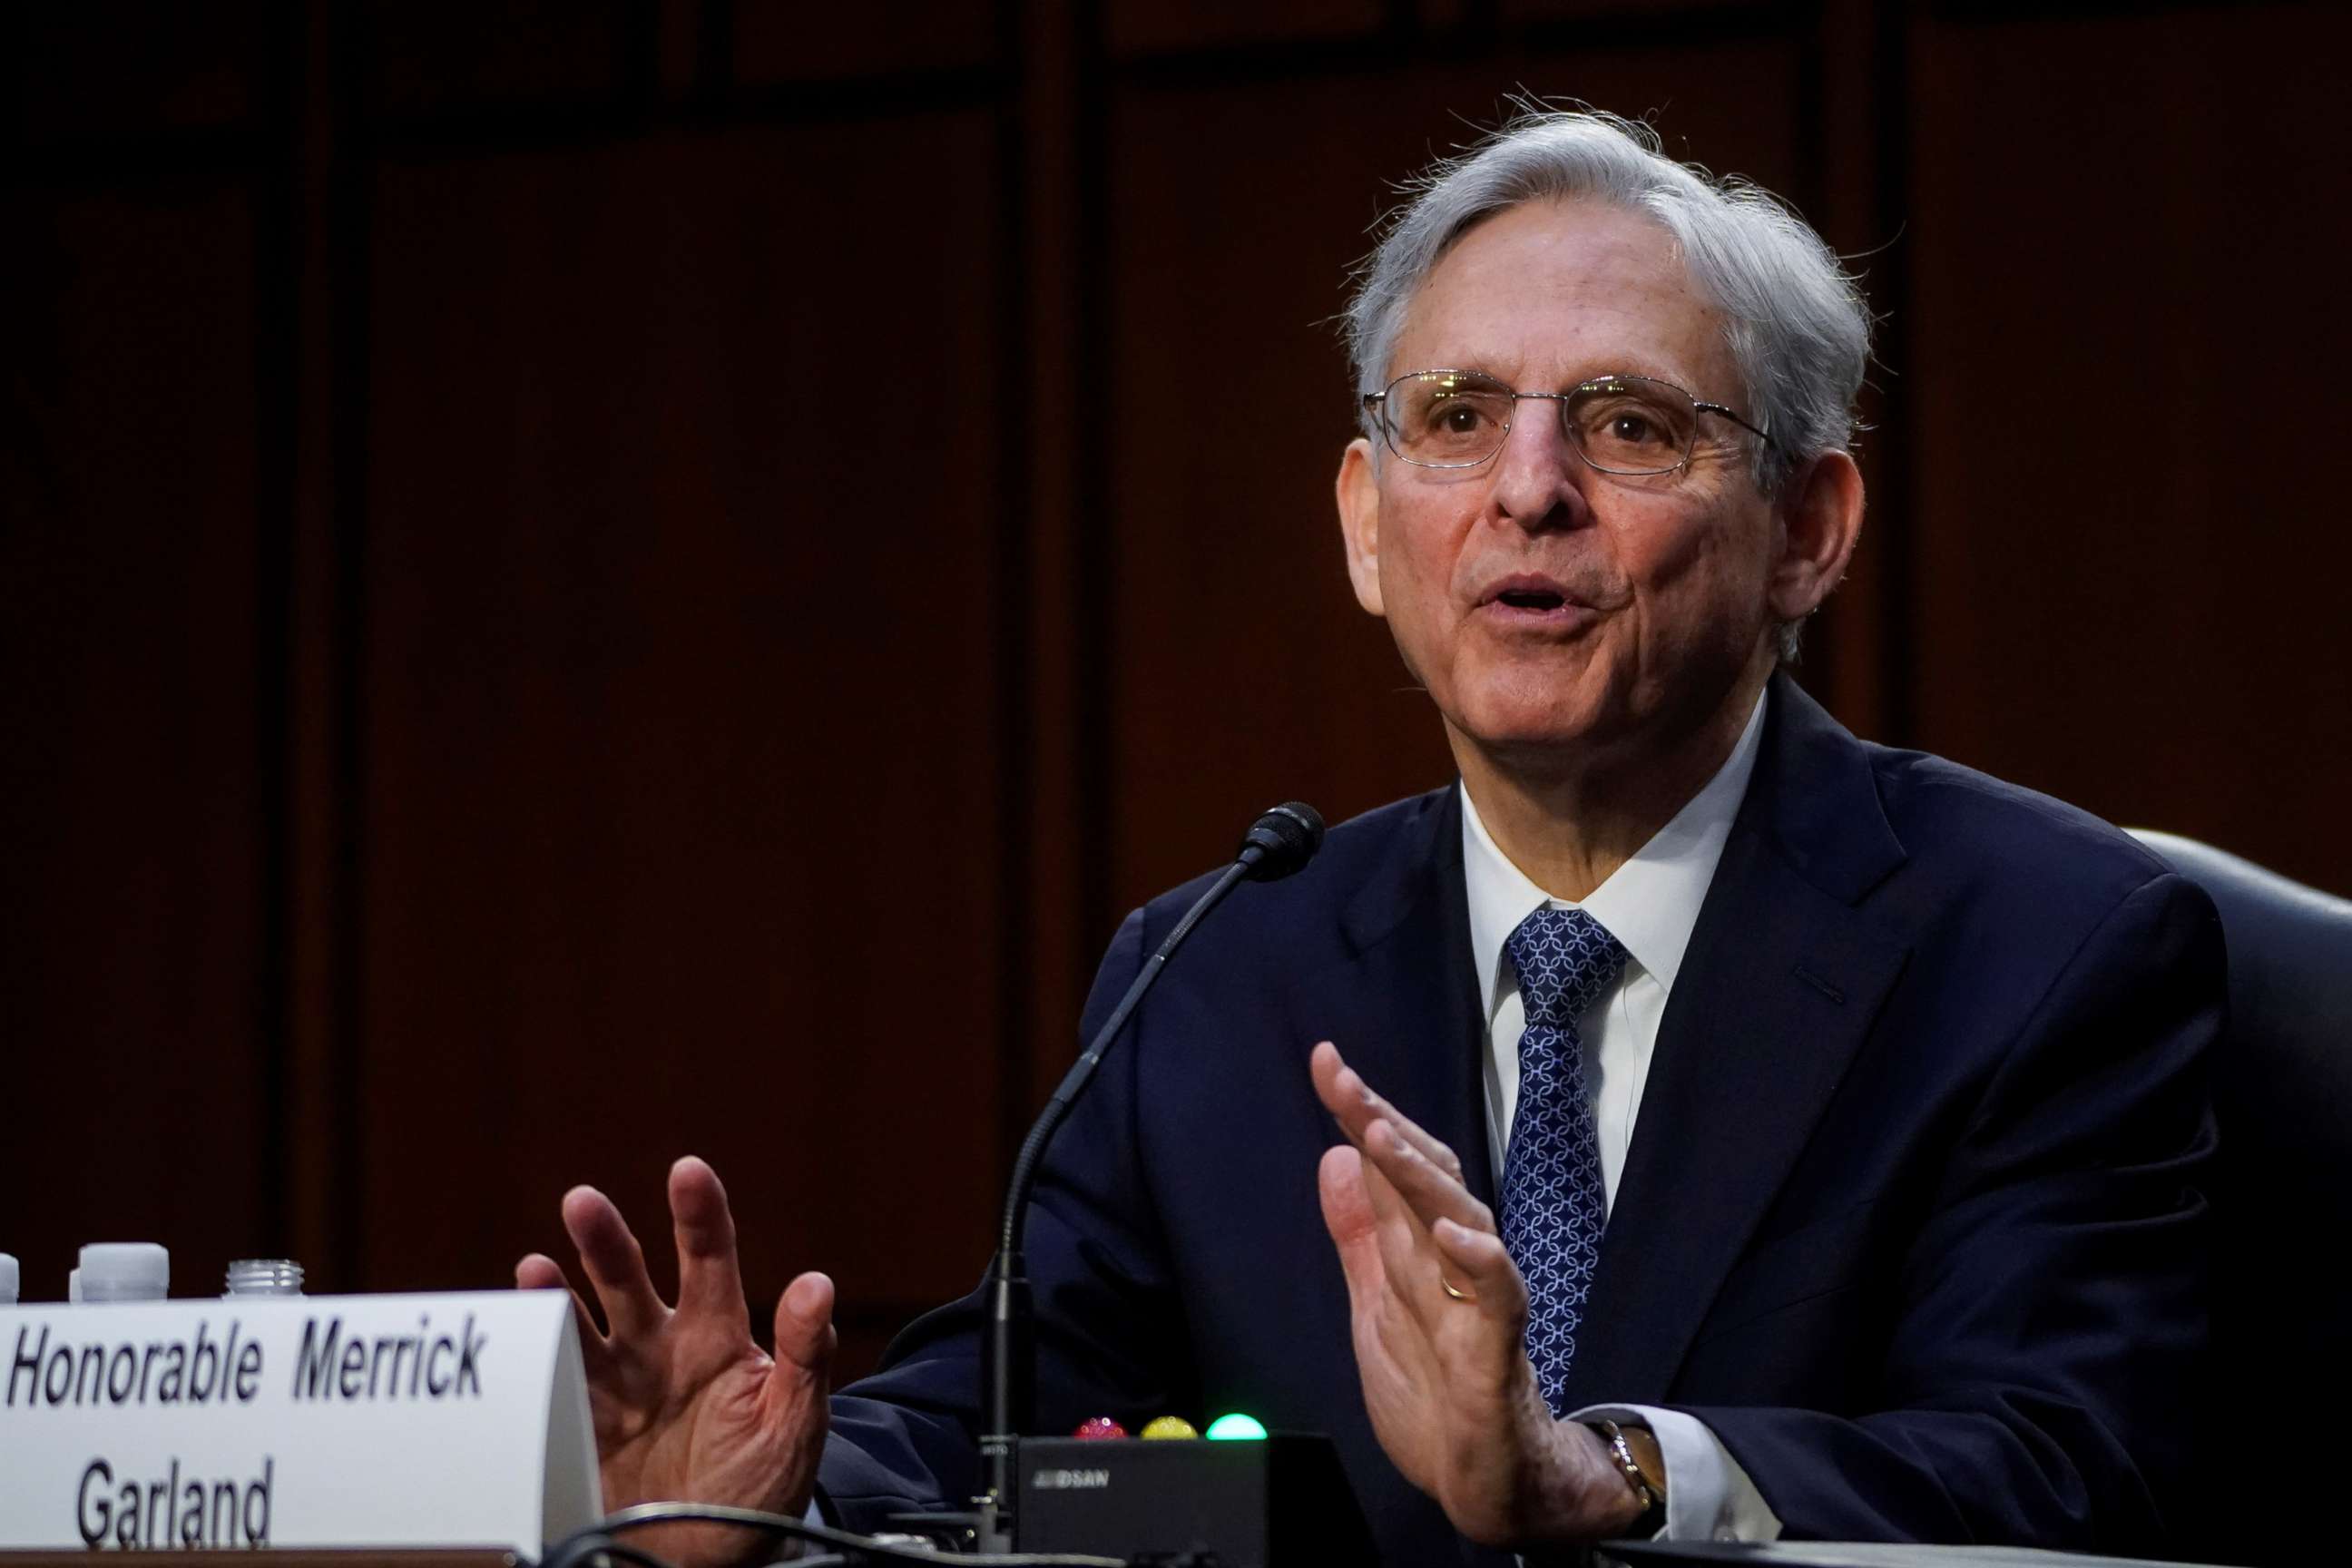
<box><xmin>1440</xmin><ymin>1277</ymin><xmax>1477</xmax><ymax>1303</ymax></box>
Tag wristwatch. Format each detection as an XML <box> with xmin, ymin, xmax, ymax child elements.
<box><xmin>1587</xmin><ymin>1417</ymin><xmax>1668</xmax><ymax>1535</ymax></box>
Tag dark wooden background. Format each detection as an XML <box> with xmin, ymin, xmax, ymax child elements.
<box><xmin>5</xmin><ymin>0</ymin><xmax>2347</xmax><ymax>1377</ymax></box>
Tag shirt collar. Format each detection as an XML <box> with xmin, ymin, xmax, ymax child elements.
<box><xmin>1461</xmin><ymin>685</ymin><xmax>1769</xmax><ymax>1015</ymax></box>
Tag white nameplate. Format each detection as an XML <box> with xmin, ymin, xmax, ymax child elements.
<box><xmin>0</xmin><ymin>1290</ymin><xmax>599</xmax><ymax>1554</ymax></box>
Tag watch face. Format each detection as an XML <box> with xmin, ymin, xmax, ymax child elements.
<box><xmin>1592</xmin><ymin>1420</ymin><xmax>1665</xmax><ymax>1507</ymax></box>
<box><xmin>1622</xmin><ymin>1425</ymin><xmax>1668</xmax><ymax>1495</ymax></box>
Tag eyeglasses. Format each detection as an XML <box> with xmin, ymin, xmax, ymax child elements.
<box><xmin>1362</xmin><ymin>368</ymin><xmax>1774</xmax><ymax>475</ymax></box>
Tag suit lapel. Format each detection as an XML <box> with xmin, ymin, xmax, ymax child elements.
<box><xmin>1560</xmin><ymin>676</ymin><xmax>1912</xmax><ymax>1408</ymax></box>
<box><xmin>1293</xmin><ymin>784</ymin><xmax>1497</xmax><ymax>1202</ymax></box>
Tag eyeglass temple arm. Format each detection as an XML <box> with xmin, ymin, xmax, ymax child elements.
<box><xmin>1696</xmin><ymin>400</ymin><xmax>1775</xmax><ymax>447</ymax></box>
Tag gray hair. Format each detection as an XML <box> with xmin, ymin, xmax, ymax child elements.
<box><xmin>1345</xmin><ymin>109</ymin><xmax>1871</xmax><ymax>505</ymax></box>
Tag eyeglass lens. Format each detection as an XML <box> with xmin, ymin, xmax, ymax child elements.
<box><xmin>1384</xmin><ymin>370</ymin><xmax>1700</xmax><ymax>473</ymax></box>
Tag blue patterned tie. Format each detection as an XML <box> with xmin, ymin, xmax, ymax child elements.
<box><xmin>1500</xmin><ymin>906</ymin><xmax>1628</xmax><ymax>1415</ymax></box>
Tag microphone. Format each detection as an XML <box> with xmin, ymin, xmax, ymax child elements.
<box><xmin>974</xmin><ymin>802</ymin><xmax>1325</xmax><ymax>1550</ymax></box>
<box><xmin>1237</xmin><ymin>801</ymin><xmax>1325</xmax><ymax>881</ymax></box>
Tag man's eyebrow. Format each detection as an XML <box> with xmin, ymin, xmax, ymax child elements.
<box><xmin>1421</xmin><ymin>357</ymin><xmax>1692</xmax><ymax>389</ymax></box>
<box><xmin>1562</xmin><ymin>358</ymin><xmax>1688</xmax><ymax>387</ymax></box>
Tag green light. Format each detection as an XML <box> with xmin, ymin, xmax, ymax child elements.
<box><xmin>1204</xmin><ymin>1413</ymin><xmax>1268</xmax><ymax>1441</ymax></box>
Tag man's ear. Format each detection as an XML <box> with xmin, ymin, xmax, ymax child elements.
<box><xmin>1768</xmin><ymin>449</ymin><xmax>1865</xmax><ymax>624</ymax></box>
<box><xmin>1337</xmin><ymin>436</ymin><xmax>1386</xmax><ymax>618</ymax></box>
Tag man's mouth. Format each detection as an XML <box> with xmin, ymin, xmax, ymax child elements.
<box><xmin>1475</xmin><ymin>573</ymin><xmax>1594</xmax><ymax>626</ymax></box>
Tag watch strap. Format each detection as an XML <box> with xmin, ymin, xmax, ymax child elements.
<box><xmin>1588</xmin><ymin>1417</ymin><xmax>1668</xmax><ymax>1534</ymax></box>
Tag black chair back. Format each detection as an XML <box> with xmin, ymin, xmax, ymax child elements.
<box><xmin>2128</xmin><ymin>831</ymin><xmax>2352</xmax><ymax>1567</ymax></box>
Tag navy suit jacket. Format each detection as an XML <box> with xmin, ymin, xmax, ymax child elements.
<box><xmin>818</xmin><ymin>675</ymin><xmax>2220</xmax><ymax>1563</ymax></box>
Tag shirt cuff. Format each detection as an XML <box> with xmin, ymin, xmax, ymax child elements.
<box><xmin>1568</xmin><ymin>1403</ymin><xmax>1781</xmax><ymax>1544</ymax></box>
<box><xmin>786</xmin><ymin>1497</ymin><xmax>826</xmax><ymax>1556</ymax></box>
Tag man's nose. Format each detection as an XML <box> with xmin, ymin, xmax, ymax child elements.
<box><xmin>1487</xmin><ymin>397</ymin><xmax>1592</xmax><ymax>533</ymax></box>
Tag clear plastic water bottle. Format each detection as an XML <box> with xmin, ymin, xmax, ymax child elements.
<box><xmin>76</xmin><ymin>1243</ymin><xmax>169</xmax><ymax>1303</ymax></box>
<box><xmin>223</xmin><ymin>1259</ymin><xmax>305</xmax><ymax>1297</ymax></box>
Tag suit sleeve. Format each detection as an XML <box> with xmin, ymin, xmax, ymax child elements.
<box><xmin>815</xmin><ymin>906</ymin><xmax>1200</xmax><ymax>1530</ymax></box>
<box><xmin>1678</xmin><ymin>871</ymin><xmax>2220</xmax><ymax>1553</ymax></box>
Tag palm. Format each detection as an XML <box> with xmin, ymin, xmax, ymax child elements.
<box><xmin>1309</xmin><ymin>1043</ymin><xmax>1628</xmax><ymax>1546</ymax></box>
<box><xmin>1357</xmin><ymin>1323</ymin><xmax>1447</xmax><ymax>1491</ymax></box>
<box><xmin>1342</xmin><ymin>1206</ymin><xmax>1538</xmax><ymax>1534</ymax></box>
<box><xmin>596</xmin><ymin>1328</ymin><xmax>789</xmax><ymax>1504</ymax></box>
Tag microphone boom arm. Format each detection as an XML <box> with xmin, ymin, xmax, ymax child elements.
<box><xmin>999</xmin><ymin>853</ymin><xmax>1256</xmax><ymax>1260</ymax></box>
<box><xmin>975</xmin><ymin>806</ymin><xmax>1322</xmax><ymax>1551</ymax></box>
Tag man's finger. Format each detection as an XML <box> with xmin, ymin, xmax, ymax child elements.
<box><xmin>1315</xmin><ymin>1044</ymin><xmax>1494</xmax><ymax>1306</ymax></box>
<box><xmin>670</xmin><ymin>1155</ymin><xmax>753</xmax><ymax>1326</ymax></box>
<box><xmin>1354</xmin><ymin>1129</ymin><xmax>1424</xmax><ymax>1240</ymax></box>
<box><xmin>1310</xmin><ymin>1041</ymin><xmax>1469</xmax><ymax>1182</ymax></box>
<box><xmin>1316</xmin><ymin>1143</ymin><xmax>1387</xmax><ymax>1303</ymax></box>
<box><xmin>561</xmin><ymin>1186</ymin><xmax>670</xmax><ymax>1340</ymax></box>
<box><xmin>515</xmin><ymin>1252</ymin><xmax>616</xmax><ymax>1373</ymax></box>
<box><xmin>1431</xmin><ymin>1216</ymin><xmax>1533</xmax><ymax>1345</ymax></box>
<box><xmin>514</xmin><ymin>1251</ymin><xmax>567</xmax><ymax>1292</ymax></box>
<box><xmin>1356</xmin><ymin>1144</ymin><xmax>1455</xmax><ymax>1327</ymax></box>
<box><xmin>1362</xmin><ymin>1115</ymin><xmax>1497</xmax><ymax>1240</ymax></box>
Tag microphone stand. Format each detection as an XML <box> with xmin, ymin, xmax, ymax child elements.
<box><xmin>975</xmin><ymin>808</ymin><xmax>1318</xmax><ymax>1553</ymax></box>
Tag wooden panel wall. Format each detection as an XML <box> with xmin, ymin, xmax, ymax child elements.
<box><xmin>5</xmin><ymin>0</ymin><xmax>2347</xmax><ymax>1380</ymax></box>
<box><xmin>4</xmin><ymin>7</ymin><xmax>278</xmax><ymax>1302</ymax></box>
<box><xmin>356</xmin><ymin>111</ymin><xmax>1011</xmax><ymax>1317</ymax></box>
<box><xmin>1905</xmin><ymin>2</ymin><xmax>2352</xmax><ymax>893</ymax></box>
<box><xmin>1</xmin><ymin>175</ymin><xmax>271</xmax><ymax>1293</ymax></box>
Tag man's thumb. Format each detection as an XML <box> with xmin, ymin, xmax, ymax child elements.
<box><xmin>1318</xmin><ymin>1144</ymin><xmax>1382</xmax><ymax>1284</ymax></box>
<box><xmin>773</xmin><ymin>1270</ymin><xmax>838</xmax><ymax>1372</ymax></box>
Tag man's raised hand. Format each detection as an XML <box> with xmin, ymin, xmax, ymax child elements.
<box><xmin>1309</xmin><ymin>1041</ymin><xmax>1642</xmax><ymax>1549</ymax></box>
<box><xmin>514</xmin><ymin>1156</ymin><xmax>833</xmax><ymax>1568</ymax></box>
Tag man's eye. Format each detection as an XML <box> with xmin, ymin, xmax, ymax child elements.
<box><xmin>1577</xmin><ymin>397</ymin><xmax>1682</xmax><ymax>455</ymax></box>
<box><xmin>1423</xmin><ymin>395</ymin><xmax>1504</xmax><ymax>434</ymax></box>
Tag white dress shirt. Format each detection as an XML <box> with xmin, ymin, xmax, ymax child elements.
<box><xmin>1460</xmin><ymin>686</ymin><xmax>1781</xmax><ymax>1545</ymax></box>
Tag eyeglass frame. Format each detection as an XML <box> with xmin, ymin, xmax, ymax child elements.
<box><xmin>1359</xmin><ymin>368</ymin><xmax>1777</xmax><ymax>475</ymax></box>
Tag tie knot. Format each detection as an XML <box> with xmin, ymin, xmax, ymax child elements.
<box><xmin>1504</xmin><ymin>906</ymin><xmax>1627</xmax><ymax>1028</ymax></box>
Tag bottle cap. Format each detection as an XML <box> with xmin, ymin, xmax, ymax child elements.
<box><xmin>0</xmin><ymin>1254</ymin><xmax>17</xmax><ymax>1305</ymax></box>
<box><xmin>77</xmin><ymin>1242</ymin><xmax>169</xmax><ymax>1303</ymax></box>
<box><xmin>224</xmin><ymin>1259</ymin><xmax>305</xmax><ymax>1297</ymax></box>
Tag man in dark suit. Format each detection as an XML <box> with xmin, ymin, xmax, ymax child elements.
<box><xmin>518</xmin><ymin>110</ymin><xmax>2217</xmax><ymax>1562</ymax></box>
